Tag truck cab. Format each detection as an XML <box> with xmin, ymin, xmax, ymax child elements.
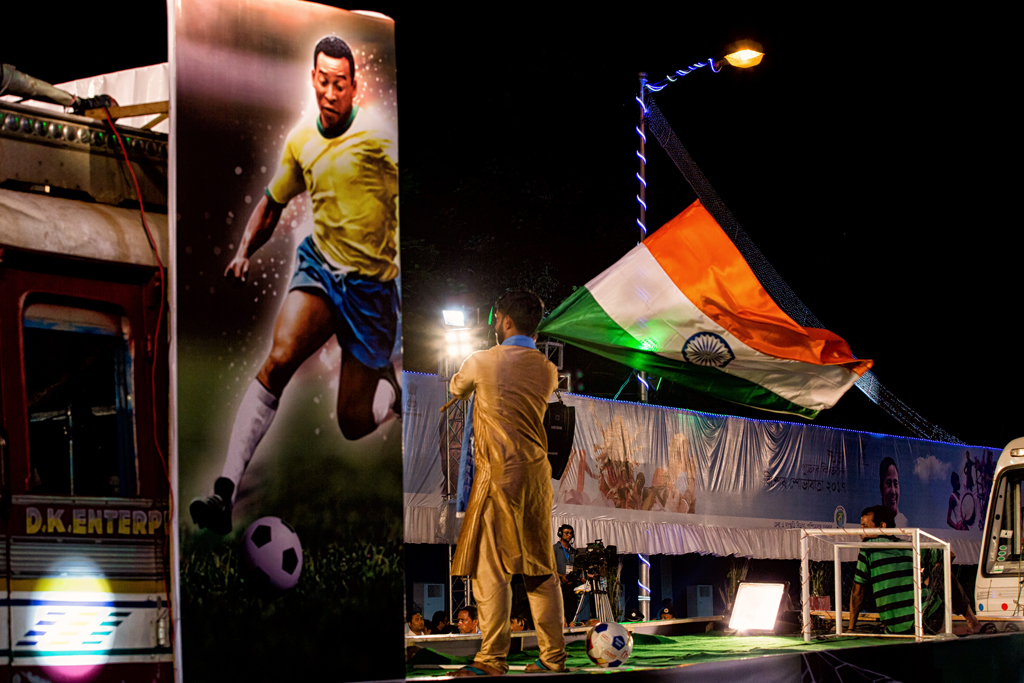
<box><xmin>975</xmin><ymin>436</ymin><xmax>1024</xmax><ymax>629</ymax></box>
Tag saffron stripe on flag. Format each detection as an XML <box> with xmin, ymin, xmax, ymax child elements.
<box><xmin>541</xmin><ymin>286</ymin><xmax>822</xmax><ymax>418</ymax></box>
<box><xmin>643</xmin><ymin>201</ymin><xmax>870</xmax><ymax>372</ymax></box>
<box><xmin>584</xmin><ymin>244</ymin><xmax>864</xmax><ymax>412</ymax></box>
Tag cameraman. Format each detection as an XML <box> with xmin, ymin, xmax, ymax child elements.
<box><xmin>554</xmin><ymin>524</ymin><xmax>581</xmax><ymax>624</ymax></box>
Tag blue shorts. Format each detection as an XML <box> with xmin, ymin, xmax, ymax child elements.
<box><xmin>289</xmin><ymin>235</ymin><xmax>398</xmax><ymax>370</ymax></box>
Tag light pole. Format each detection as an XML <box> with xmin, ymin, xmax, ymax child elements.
<box><xmin>633</xmin><ymin>41</ymin><xmax>763</xmax><ymax>620</ymax></box>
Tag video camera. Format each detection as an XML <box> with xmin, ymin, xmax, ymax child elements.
<box><xmin>569</xmin><ymin>539</ymin><xmax>617</xmax><ymax>580</ymax></box>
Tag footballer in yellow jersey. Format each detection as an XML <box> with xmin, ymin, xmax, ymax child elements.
<box><xmin>191</xmin><ymin>36</ymin><xmax>400</xmax><ymax>535</ymax></box>
<box><xmin>266</xmin><ymin>104</ymin><xmax>398</xmax><ymax>282</ymax></box>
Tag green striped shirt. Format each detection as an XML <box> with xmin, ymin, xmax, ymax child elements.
<box><xmin>854</xmin><ymin>536</ymin><xmax>940</xmax><ymax>633</ymax></box>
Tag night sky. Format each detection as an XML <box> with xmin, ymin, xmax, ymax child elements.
<box><xmin>7</xmin><ymin>3</ymin><xmax>1017</xmax><ymax>448</ymax></box>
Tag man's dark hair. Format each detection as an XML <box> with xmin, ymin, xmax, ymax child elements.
<box><xmin>313</xmin><ymin>36</ymin><xmax>355</xmax><ymax>80</ymax></box>
<box><xmin>878</xmin><ymin>457</ymin><xmax>898</xmax><ymax>488</ymax></box>
<box><xmin>459</xmin><ymin>604</ymin><xmax>478</xmax><ymax>621</ymax></box>
<box><xmin>558</xmin><ymin>524</ymin><xmax>574</xmax><ymax>536</ymax></box>
<box><xmin>862</xmin><ymin>504</ymin><xmax>895</xmax><ymax>528</ymax></box>
<box><xmin>495</xmin><ymin>290</ymin><xmax>544</xmax><ymax>336</ymax></box>
<box><xmin>511</xmin><ymin>599</ymin><xmax>533</xmax><ymax>629</ymax></box>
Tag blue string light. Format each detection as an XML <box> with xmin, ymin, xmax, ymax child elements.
<box><xmin>637</xmin><ymin>374</ymin><xmax>650</xmax><ymax>390</ymax></box>
<box><xmin>644</xmin><ymin>59</ymin><xmax>719</xmax><ymax>92</ymax></box>
<box><xmin>638</xmin><ymin>555</ymin><xmax>651</xmax><ymax>604</ymax></box>
<box><xmin>636</xmin><ymin>83</ymin><xmax>647</xmax><ymax>244</ymax></box>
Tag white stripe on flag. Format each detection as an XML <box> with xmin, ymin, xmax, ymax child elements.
<box><xmin>586</xmin><ymin>244</ymin><xmax>859</xmax><ymax>410</ymax></box>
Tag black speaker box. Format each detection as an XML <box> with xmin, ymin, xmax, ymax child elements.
<box><xmin>544</xmin><ymin>401</ymin><xmax>576</xmax><ymax>480</ymax></box>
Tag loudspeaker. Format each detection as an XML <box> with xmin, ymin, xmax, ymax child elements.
<box><xmin>544</xmin><ymin>400</ymin><xmax>576</xmax><ymax>480</ymax></box>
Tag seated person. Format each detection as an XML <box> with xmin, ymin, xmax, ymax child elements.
<box><xmin>510</xmin><ymin>599</ymin><xmax>533</xmax><ymax>632</ymax></box>
<box><xmin>432</xmin><ymin>610</ymin><xmax>456</xmax><ymax>634</ymax></box>
<box><xmin>406</xmin><ymin>609</ymin><xmax>429</xmax><ymax>636</ymax></box>
<box><xmin>456</xmin><ymin>605</ymin><xmax>480</xmax><ymax>634</ymax></box>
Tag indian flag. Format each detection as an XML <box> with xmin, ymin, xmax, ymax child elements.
<box><xmin>538</xmin><ymin>200</ymin><xmax>872</xmax><ymax>418</ymax></box>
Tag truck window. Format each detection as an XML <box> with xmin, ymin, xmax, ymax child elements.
<box><xmin>23</xmin><ymin>302</ymin><xmax>138</xmax><ymax>497</ymax></box>
<box><xmin>983</xmin><ymin>469</ymin><xmax>1024</xmax><ymax>576</ymax></box>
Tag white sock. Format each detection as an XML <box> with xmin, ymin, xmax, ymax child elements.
<box><xmin>220</xmin><ymin>380</ymin><xmax>279</xmax><ymax>501</ymax></box>
<box><xmin>372</xmin><ymin>378</ymin><xmax>396</xmax><ymax>425</ymax></box>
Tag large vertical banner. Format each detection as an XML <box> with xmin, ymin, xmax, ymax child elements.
<box><xmin>173</xmin><ymin>2</ymin><xmax>403</xmax><ymax>679</ymax></box>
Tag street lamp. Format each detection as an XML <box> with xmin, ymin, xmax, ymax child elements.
<box><xmin>637</xmin><ymin>40</ymin><xmax>765</xmax><ymax>240</ymax></box>
<box><xmin>723</xmin><ymin>40</ymin><xmax>765</xmax><ymax>69</ymax></box>
<box><xmin>633</xmin><ymin>42</ymin><xmax>762</xmax><ymax>620</ymax></box>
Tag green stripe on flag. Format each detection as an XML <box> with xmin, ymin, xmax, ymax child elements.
<box><xmin>540</xmin><ymin>287</ymin><xmax>819</xmax><ymax>419</ymax></box>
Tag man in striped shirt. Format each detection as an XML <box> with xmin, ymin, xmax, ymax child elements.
<box><xmin>848</xmin><ymin>505</ymin><xmax>942</xmax><ymax>634</ymax></box>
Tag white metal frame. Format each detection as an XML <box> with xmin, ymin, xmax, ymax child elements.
<box><xmin>800</xmin><ymin>527</ymin><xmax>952</xmax><ymax>643</ymax></box>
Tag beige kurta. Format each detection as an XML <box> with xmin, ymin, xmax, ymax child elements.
<box><xmin>449</xmin><ymin>343</ymin><xmax>559</xmax><ymax>578</ymax></box>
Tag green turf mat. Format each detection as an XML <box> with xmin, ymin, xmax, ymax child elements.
<box><xmin>407</xmin><ymin>633</ymin><xmax>901</xmax><ymax>677</ymax></box>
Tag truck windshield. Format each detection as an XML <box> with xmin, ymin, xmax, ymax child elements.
<box><xmin>23</xmin><ymin>302</ymin><xmax>137</xmax><ymax>497</ymax></box>
<box><xmin>983</xmin><ymin>468</ymin><xmax>1024</xmax><ymax>576</ymax></box>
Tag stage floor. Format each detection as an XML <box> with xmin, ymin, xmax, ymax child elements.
<box><xmin>406</xmin><ymin>630</ymin><xmax>1024</xmax><ymax>681</ymax></box>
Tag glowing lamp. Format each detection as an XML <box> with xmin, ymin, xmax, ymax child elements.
<box><xmin>723</xmin><ymin>40</ymin><xmax>765</xmax><ymax>68</ymax></box>
<box><xmin>728</xmin><ymin>582</ymin><xmax>784</xmax><ymax>631</ymax></box>
<box><xmin>443</xmin><ymin>309</ymin><xmax>465</xmax><ymax>327</ymax></box>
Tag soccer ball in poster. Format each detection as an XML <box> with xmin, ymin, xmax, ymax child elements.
<box><xmin>241</xmin><ymin>517</ymin><xmax>303</xmax><ymax>593</ymax></box>
<box><xmin>586</xmin><ymin>622</ymin><xmax>633</xmax><ymax>667</ymax></box>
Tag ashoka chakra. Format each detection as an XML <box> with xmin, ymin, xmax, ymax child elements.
<box><xmin>682</xmin><ymin>332</ymin><xmax>734</xmax><ymax>368</ymax></box>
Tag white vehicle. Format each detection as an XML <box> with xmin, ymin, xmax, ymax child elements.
<box><xmin>974</xmin><ymin>436</ymin><xmax>1024</xmax><ymax>631</ymax></box>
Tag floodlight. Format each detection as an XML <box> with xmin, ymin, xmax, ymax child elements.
<box><xmin>442</xmin><ymin>309</ymin><xmax>465</xmax><ymax>327</ymax></box>
<box><xmin>728</xmin><ymin>582</ymin><xmax>784</xmax><ymax>631</ymax></box>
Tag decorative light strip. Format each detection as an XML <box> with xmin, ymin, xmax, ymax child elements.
<box><xmin>639</xmin><ymin>555</ymin><xmax>651</xmax><ymax>601</ymax></box>
<box><xmin>644</xmin><ymin>59</ymin><xmax>720</xmax><ymax>92</ymax></box>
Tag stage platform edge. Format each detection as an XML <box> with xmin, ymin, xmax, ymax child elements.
<box><xmin>405</xmin><ymin>631</ymin><xmax>1023</xmax><ymax>682</ymax></box>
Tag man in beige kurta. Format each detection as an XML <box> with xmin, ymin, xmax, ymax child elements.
<box><xmin>450</xmin><ymin>291</ymin><xmax>566</xmax><ymax>675</ymax></box>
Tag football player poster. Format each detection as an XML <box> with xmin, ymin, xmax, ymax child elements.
<box><xmin>171</xmin><ymin>1</ymin><xmax>403</xmax><ymax>679</ymax></box>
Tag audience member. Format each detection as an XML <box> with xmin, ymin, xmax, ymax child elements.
<box><xmin>510</xmin><ymin>600</ymin><xmax>534</xmax><ymax>632</ymax></box>
<box><xmin>432</xmin><ymin>610</ymin><xmax>456</xmax><ymax>634</ymax></box>
<box><xmin>406</xmin><ymin>609</ymin><xmax>428</xmax><ymax>636</ymax></box>
<box><xmin>457</xmin><ymin>605</ymin><xmax>481</xmax><ymax>634</ymax></box>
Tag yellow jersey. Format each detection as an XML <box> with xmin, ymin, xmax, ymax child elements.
<box><xmin>267</xmin><ymin>105</ymin><xmax>398</xmax><ymax>281</ymax></box>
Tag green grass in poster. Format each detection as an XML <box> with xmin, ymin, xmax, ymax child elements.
<box><xmin>178</xmin><ymin>349</ymin><xmax>405</xmax><ymax>681</ymax></box>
